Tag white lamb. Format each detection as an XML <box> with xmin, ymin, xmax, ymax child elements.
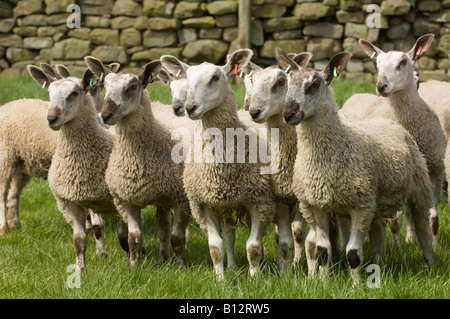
<box><xmin>277</xmin><ymin>49</ymin><xmax>433</xmax><ymax>285</ymax></box>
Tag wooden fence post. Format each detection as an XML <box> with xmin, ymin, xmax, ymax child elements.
<box><xmin>238</xmin><ymin>0</ymin><xmax>251</xmax><ymax>49</ymax></box>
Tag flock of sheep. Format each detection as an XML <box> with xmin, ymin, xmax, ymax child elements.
<box><xmin>0</xmin><ymin>33</ymin><xmax>449</xmax><ymax>286</ymax></box>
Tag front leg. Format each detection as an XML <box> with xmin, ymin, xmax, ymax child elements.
<box><xmin>275</xmin><ymin>203</ymin><xmax>294</xmax><ymax>274</ymax></box>
<box><xmin>205</xmin><ymin>207</ymin><xmax>225</xmax><ymax>281</ymax></box>
<box><xmin>88</xmin><ymin>210</ymin><xmax>107</xmax><ymax>259</ymax></box>
<box><xmin>246</xmin><ymin>204</ymin><xmax>271</xmax><ymax>277</ymax></box>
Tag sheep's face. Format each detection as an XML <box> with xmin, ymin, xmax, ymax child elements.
<box><xmin>47</xmin><ymin>79</ymin><xmax>85</xmax><ymax>130</ymax></box>
<box><xmin>102</xmin><ymin>73</ymin><xmax>144</xmax><ymax>125</ymax></box>
<box><xmin>247</xmin><ymin>69</ymin><xmax>288</xmax><ymax>123</ymax></box>
<box><xmin>185</xmin><ymin>63</ymin><xmax>229</xmax><ymax>120</ymax></box>
<box><xmin>373</xmin><ymin>51</ymin><xmax>414</xmax><ymax>97</ymax></box>
<box><xmin>169</xmin><ymin>78</ymin><xmax>188</xmax><ymax>116</ymax></box>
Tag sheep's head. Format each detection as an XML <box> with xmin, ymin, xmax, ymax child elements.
<box><xmin>85</xmin><ymin>56</ymin><xmax>161</xmax><ymax>125</ymax></box>
<box><xmin>245</xmin><ymin>52</ymin><xmax>312</xmax><ymax>123</ymax></box>
<box><xmin>28</xmin><ymin>65</ymin><xmax>94</xmax><ymax>130</ymax></box>
<box><xmin>359</xmin><ymin>34</ymin><xmax>434</xmax><ymax>97</ymax></box>
<box><xmin>277</xmin><ymin>49</ymin><xmax>351</xmax><ymax>125</ymax></box>
<box><xmin>184</xmin><ymin>49</ymin><xmax>253</xmax><ymax>120</ymax></box>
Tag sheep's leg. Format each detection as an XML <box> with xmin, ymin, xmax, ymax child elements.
<box><xmin>275</xmin><ymin>203</ymin><xmax>294</xmax><ymax>275</ymax></box>
<box><xmin>171</xmin><ymin>207</ymin><xmax>190</xmax><ymax>267</ymax></box>
<box><xmin>346</xmin><ymin>209</ymin><xmax>374</xmax><ymax>286</ymax></box>
<box><xmin>156</xmin><ymin>206</ymin><xmax>171</xmax><ymax>265</ymax></box>
<box><xmin>89</xmin><ymin>210</ymin><xmax>107</xmax><ymax>259</ymax></box>
<box><xmin>329</xmin><ymin>213</ymin><xmax>340</xmax><ymax>261</ymax></box>
<box><xmin>429</xmin><ymin>174</ymin><xmax>441</xmax><ymax>247</ymax></box>
<box><xmin>305</xmin><ymin>227</ymin><xmax>318</xmax><ymax>277</ymax></box>
<box><xmin>404</xmin><ymin>206</ymin><xmax>415</xmax><ymax>244</ymax></box>
<box><xmin>337</xmin><ymin>215</ymin><xmax>351</xmax><ymax>253</ymax></box>
<box><xmin>389</xmin><ymin>210</ymin><xmax>404</xmax><ymax>252</ymax></box>
<box><xmin>222</xmin><ymin>224</ymin><xmax>238</xmax><ymax>271</ymax></box>
<box><xmin>205</xmin><ymin>208</ymin><xmax>225</xmax><ymax>281</ymax></box>
<box><xmin>291</xmin><ymin>205</ymin><xmax>307</xmax><ymax>266</ymax></box>
<box><xmin>0</xmin><ymin>162</ymin><xmax>13</xmax><ymax>236</ymax></box>
<box><xmin>410</xmin><ymin>203</ymin><xmax>433</xmax><ymax>267</ymax></box>
<box><xmin>246</xmin><ymin>205</ymin><xmax>269</xmax><ymax>277</ymax></box>
<box><xmin>369</xmin><ymin>217</ymin><xmax>386</xmax><ymax>267</ymax></box>
<box><xmin>56</xmin><ymin>197</ymin><xmax>87</xmax><ymax>274</ymax></box>
<box><xmin>118</xmin><ymin>218</ymin><xmax>129</xmax><ymax>254</ymax></box>
<box><xmin>312</xmin><ymin>208</ymin><xmax>331</xmax><ymax>280</ymax></box>
<box><xmin>6</xmin><ymin>169</ymin><xmax>30</xmax><ymax>230</ymax></box>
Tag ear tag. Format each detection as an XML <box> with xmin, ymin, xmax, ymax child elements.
<box><xmin>285</xmin><ymin>65</ymin><xmax>291</xmax><ymax>73</ymax></box>
<box><xmin>42</xmin><ymin>81</ymin><xmax>47</xmax><ymax>89</ymax></box>
<box><xmin>89</xmin><ymin>78</ymin><xmax>93</xmax><ymax>88</ymax></box>
<box><xmin>333</xmin><ymin>67</ymin><xmax>338</xmax><ymax>78</ymax></box>
<box><xmin>239</xmin><ymin>71</ymin><xmax>243</xmax><ymax>78</ymax></box>
<box><xmin>370</xmin><ymin>52</ymin><xmax>376</xmax><ymax>59</ymax></box>
<box><xmin>234</xmin><ymin>64</ymin><xmax>238</xmax><ymax>74</ymax></box>
<box><xmin>247</xmin><ymin>70</ymin><xmax>254</xmax><ymax>79</ymax></box>
<box><xmin>99</xmin><ymin>72</ymin><xmax>104</xmax><ymax>82</ymax></box>
<box><xmin>416</xmin><ymin>46</ymin><xmax>423</xmax><ymax>56</ymax></box>
<box><xmin>149</xmin><ymin>72</ymin><xmax>154</xmax><ymax>83</ymax></box>
<box><xmin>176</xmin><ymin>69</ymin><xmax>181</xmax><ymax>77</ymax></box>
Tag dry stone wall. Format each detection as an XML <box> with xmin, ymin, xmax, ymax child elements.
<box><xmin>0</xmin><ymin>0</ymin><xmax>449</xmax><ymax>82</ymax></box>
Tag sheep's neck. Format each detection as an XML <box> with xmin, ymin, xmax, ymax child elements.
<box><xmin>387</xmin><ymin>82</ymin><xmax>423</xmax><ymax>126</ymax></box>
<box><xmin>266</xmin><ymin>113</ymin><xmax>297</xmax><ymax>159</ymax></box>
<box><xmin>115</xmin><ymin>91</ymin><xmax>155</xmax><ymax>134</ymax></box>
<box><xmin>201</xmin><ymin>91</ymin><xmax>242</xmax><ymax>131</ymax></box>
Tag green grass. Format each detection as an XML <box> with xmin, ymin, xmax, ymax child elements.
<box><xmin>0</xmin><ymin>74</ymin><xmax>449</xmax><ymax>299</ymax></box>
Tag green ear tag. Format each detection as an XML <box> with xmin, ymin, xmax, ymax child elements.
<box><xmin>333</xmin><ymin>67</ymin><xmax>338</xmax><ymax>78</ymax></box>
<box><xmin>89</xmin><ymin>78</ymin><xmax>93</xmax><ymax>88</ymax></box>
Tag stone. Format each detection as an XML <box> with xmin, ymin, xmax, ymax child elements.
<box><xmin>418</xmin><ymin>56</ymin><xmax>436</xmax><ymax>70</ymax></box>
<box><xmin>206</xmin><ymin>1</ymin><xmax>238</xmax><ymax>16</ymax></box>
<box><xmin>438</xmin><ymin>34</ymin><xmax>450</xmax><ymax>56</ymax></box>
<box><xmin>147</xmin><ymin>18</ymin><xmax>180</xmax><ymax>31</ymax></box>
<box><xmin>380</xmin><ymin>0</ymin><xmax>411</xmax><ymax>16</ymax></box>
<box><xmin>0</xmin><ymin>34</ymin><xmax>22</xmax><ymax>47</ymax></box>
<box><xmin>22</xmin><ymin>14</ymin><xmax>47</xmax><ymax>26</ymax></box>
<box><xmin>52</xmin><ymin>39</ymin><xmax>92</xmax><ymax>60</ymax></box>
<box><xmin>67</xmin><ymin>28</ymin><xmax>92</xmax><ymax>40</ymax></box>
<box><xmin>46</xmin><ymin>14</ymin><xmax>68</xmax><ymax>25</ymax></box>
<box><xmin>216</xmin><ymin>14</ymin><xmax>237</xmax><ymax>27</ymax></box>
<box><xmin>120</xmin><ymin>28</ymin><xmax>141</xmax><ymax>47</ymax></box>
<box><xmin>91</xmin><ymin>46</ymin><xmax>127</xmax><ymax>64</ymax></box>
<box><xmin>182</xmin><ymin>17</ymin><xmax>216</xmax><ymax>29</ymax></box>
<box><xmin>111</xmin><ymin>16</ymin><xmax>135</xmax><ymax>29</ymax></box>
<box><xmin>267</xmin><ymin>0</ymin><xmax>294</xmax><ymax>5</ymax></box>
<box><xmin>273</xmin><ymin>30</ymin><xmax>302</xmax><ymax>40</ymax></box>
<box><xmin>429</xmin><ymin>10</ymin><xmax>450</xmax><ymax>24</ymax></box>
<box><xmin>143</xmin><ymin>0</ymin><xmax>166</xmax><ymax>16</ymax></box>
<box><xmin>437</xmin><ymin>58</ymin><xmax>450</xmax><ymax>70</ymax></box>
<box><xmin>345</xmin><ymin>72</ymin><xmax>375</xmax><ymax>83</ymax></box>
<box><xmin>345</xmin><ymin>23</ymin><xmax>368</xmax><ymax>39</ymax></box>
<box><xmin>45</xmin><ymin>0</ymin><xmax>73</xmax><ymax>15</ymax></box>
<box><xmin>174</xmin><ymin>1</ymin><xmax>204</xmax><ymax>19</ymax></box>
<box><xmin>223</xmin><ymin>27</ymin><xmax>238</xmax><ymax>42</ymax></box>
<box><xmin>199</xmin><ymin>28</ymin><xmax>223</xmax><ymax>40</ymax></box>
<box><xmin>417</xmin><ymin>0</ymin><xmax>441</xmax><ymax>12</ymax></box>
<box><xmin>0</xmin><ymin>2</ymin><xmax>13</xmax><ymax>18</ymax></box>
<box><xmin>84</xmin><ymin>16</ymin><xmax>111</xmax><ymax>28</ymax></box>
<box><xmin>23</xmin><ymin>37</ymin><xmax>52</xmax><ymax>49</ymax></box>
<box><xmin>0</xmin><ymin>18</ymin><xmax>15</xmax><ymax>33</ymax></box>
<box><xmin>420</xmin><ymin>70</ymin><xmax>449</xmax><ymax>81</ymax></box>
<box><xmin>251</xmin><ymin>20</ymin><xmax>264</xmax><ymax>47</ymax></box>
<box><xmin>14</xmin><ymin>0</ymin><xmax>43</xmax><ymax>17</ymax></box>
<box><xmin>13</xmin><ymin>26</ymin><xmax>38</xmax><ymax>37</ymax></box>
<box><xmin>252</xmin><ymin>4</ymin><xmax>286</xmax><ymax>18</ymax></box>
<box><xmin>134</xmin><ymin>16</ymin><xmax>148</xmax><ymax>30</ymax></box>
<box><xmin>182</xmin><ymin>39</ymin><xmax>228</xmax><ymax>64</ymax></box>
<box><xmin>178</xmin><ymin>28</ymin><xmax>197</xmax><ymax>44</ymax></box>
<box><xmin>343</xmin><ymin>37</ymin><xmax>367</xmax><ymax>58</ymax></box>
<box><xmin>306</xmin><ymin>38</ymin><xmax>342</xmax><ymax>60</ymax></box>
<box><xmin>79</xmin><ymin>0</ymin><xmax>113</xmax><ymax>15</ymax></box>
<box><xmin>387</xmin><ymin>22</ymin><xmax>410</xmax><ymax>40</ymax></box>
<box><xmin>303</xmin><ymin>22</ymin><xmax>343</xmax><ymax>39</ymax></box>
<box><xmin>260</xmin><ymin>40</ymin><xmax>305</xmax><ymax>58</ymax></box>
<box><xmin>339</xmin><ymin>0</ymin><xmax>361</xmax><ymax>11</ymax></box>
<box><xmin>37</xmin><ymin>25</ymin><xmax>67</xmax><ymax>37</ymax></box>
<box><xmin>413</xmin><ymin>18</ymin><xmax>441</xmax><ymax>37</ymax></box>
<box><xmin>89</xmin><ymin>29</ymin><xmax>119</xmax><ymax>46</ymax></box>
<box><xmin>263</xmin><ymin>17</ymin><xmax>302</xmax><ymax>32</ymax></box>
<box><xmin>294</xmin><ymin>3</ymin><xmax>334</xmax><ymax>21</ymax></box>
<box><xmin>143</xmin><ymin>30</ymin><xmax>177</xmax><ymax>48</ymax></box>
<box><xmin>363</xmin><ymin>60</ymin><xmax>376</xmax><ymax>74</ymax></box>
<box><xmin>6</xmin><ymin>48</ymin><xmax>38</xmax><ymax>64</ymax></box>
<box><xmin>132</xmin><ymin>47</ymin><xmax>183</xmax><ymax>61</ymax></box>
<box><xmin>346</xmin><ymin>59</ymin><xmax>364</xmax><ymax>73</ymax></box>
<box><xmin>112</xmin><ymin>0</ymin><xmax>142</xmax><ymax>16</ymax></box>
<box><xmin>336</xmin><ymin>10</ymin><xmax>365</xmax><ymax>23</ymax></box>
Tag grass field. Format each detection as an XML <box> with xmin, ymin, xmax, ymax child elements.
<box><xmin>0</xmin><ymin>74</ymin><xmax>449</xmax><ymax>299</ymax></box>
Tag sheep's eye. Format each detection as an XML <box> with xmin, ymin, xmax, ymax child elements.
<box><xmin>272</xmin><ymin>77</ymin><xmax>286</xmax><ymax>93</ymax></box>
<box><xmin>312</xmin><ymin>80</ymin><xmax>320</xmax><ymax>88</ymax></box>
<box><xmin>400</xmin><ymin>59</ymin><xmax>407</xmax><ymax>66</ymax></box>
<box><xmin>69</xmin><ymin>91</ymin><xmax>79</xmax><ymax>98</ymax></box>
<box><xmin>128</xmin><ymin>84</ymin><xmax>137</xmax><ymax>91</ymax></box>
<box><xmin>210</xmin><ymin>73</ymin><xmax>220</xmax><ymax>83</ymax></box>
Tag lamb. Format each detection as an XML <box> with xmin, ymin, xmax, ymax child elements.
<box><xmin>181</xmin><ymin>49</ymin><xmax>285</xmax><ymax>280</ymax></box>
<box><xmin>351</xmin><ymin>34</ymin><xmax>446</xmax><ymax>247</ymax></box>
<box><xmin>85</xmin><ymin>56</ymin><xmax>192</xmax><ymax>269</ymax></box>
<box><xmin>277</xmin><ymin>49</ymin><xmax>433</xmax><ymax>284</ymax></box>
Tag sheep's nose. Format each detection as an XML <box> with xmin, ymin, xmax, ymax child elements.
<box><xmin>250</xmin><ymin>109</ymin><xmax>261</xmax><ymax>120</ymax></box>
<box><xmin>186</xmin><ymin>104</ymin><xmax>198</xmax><ymax>115</ymax></box>
<box><xmin>377</xmin><ymin>83</ymin><xmax>387</xmax><ymax>94</ymax></box>
<box><xmin>47</xmin><ymin>115</ymin><xmax>59</xmax><ymax>125</ymax></box>
<box><xmin>173</xmin><ymin>104</ymin><xmax>184</xmax><ymax>116</ymax></box>
<box><xmin>102</xmin><ymin>112</ymin><xmax>113</xmax><ymax>124</ymax></box>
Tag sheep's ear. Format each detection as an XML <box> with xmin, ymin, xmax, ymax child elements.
<box><xmin>139</xmin><ymin>60</ymin><xmax>162</xmax><ymax>88</ymax></box>
<box><xmin>27</xmin><ymin>65</ymin><xmax>55</xmax><ymax>88</ymax></box>
<box><xmin>291</xmin><ymin>52</ymin><xmax>313</xmax><ymax>69</ymax></box>
<box><xmin>242</xmin><ymin>61</ymin><xmax>262</xmax><ymax>76</ymax></box>
<box><xmin>81</xmin><ymin>68</ymin><xmax>95</xmax><ymax>92</ymax></box>
<box><xmin>160</xmin><ymin>55</ymin><xmax>189</xmax><ymax>78</ymax></box>
<box><xmin>407</xmin><ymin>34</ymin><xmax>434</xmax><ymax>61</ymax></box>
<box><xmin>84</xmin><ymin>56</ymin><xmax>109</xmax><ymax>79</ymax></box>
<box><xmin>322</xmin><ymin>52</ymin><xmax>352</xmax><ymax>86</ymax></box>
<box><xmin>40</xmin><ymin>63</ymin><xmax>62</xmax><ymax>80</ymax></box>
<box><xmin>222</xmin><ymin>48</ymin><xmax>253</xmax><ymax>79</ymax></box>
<box><xmin>275</xmin><ymin>48</ymin><xmax>300</xmax><ymax>73</ymax></box>
<box><xmin>359</xmin><ymin>39</ymin><xmax>384</xmax><ymax>61</ymax></box>
<box><xmin>55</xmin><ymin>64</ymin><xmax>73</xmax><ymax>78</ymax></box>
<box><xmin>157</xmin><ymin>69</ymin><xmax>174</xmax><ymax>86</ymax></box>
<box><xmin>107</xmin><ymin>62</ymin><xmax>120</xmax><ymax>73</ymax></box>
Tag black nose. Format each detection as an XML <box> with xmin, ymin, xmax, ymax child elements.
<box><xmin>47</xmin><ymin>115</ymin><xmax>59</xmax><ymax>126</ymax></box>
<box><xmin>174</xmin><ymin>105</ymin><xmax>184</xmax><ymax>116</ymax></box>
<box><xmin>284</xmin><ymin>112</ymin><xmax>296</xmax><ymax>124</ymax></box>
<box><xmin>377</xmin><ymin>83</ymin><xmax>387</xmax><ymax>94</ymax></box>
<box><xmin>250</xmin><ymin>109</ymin><xmax>261</xmax><ymax>120</ymax></box>
<box><xmin>102</xmin><ymin>112</ymin><xmax>113</xmax><ymax>124</ymax></box>
<box><xmin>186</xmin><ymin>104</ymin><xmax>198</xmax><ymax>115</ymax></box>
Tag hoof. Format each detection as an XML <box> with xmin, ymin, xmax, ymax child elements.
<box><xmin>0</xmin><ymin>225</ymin><xmax>9</xmax><ymax>236</ymax></box>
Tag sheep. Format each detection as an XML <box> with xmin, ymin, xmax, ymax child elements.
<box><xmin>240</xmin><ymin>53</ymin><xmax>315</xmax><ymax>266</ymax></box>
<box><xmin>26</xmin><ymin>65</ymin><xmax>134</xmax><ymax>274</ymax></box>
<box><xmin>181</xmin><ymin>49</ymin><xmax>283</xmax><ymax>280</ymax></box>
<box><xmin>277</xmin><ymin>48</ymin><xmax>433</xmax><ymax>285</ymax></box>
<box><xmin>85</xmin><ymin>56</ymin><xmax>192</xmax><ymax>269</ymax></box>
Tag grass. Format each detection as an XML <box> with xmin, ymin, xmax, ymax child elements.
<box><xmin>0</xmin><ymin>74</ymin><xmax>449</xmax><ymax>299</ymax></box>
